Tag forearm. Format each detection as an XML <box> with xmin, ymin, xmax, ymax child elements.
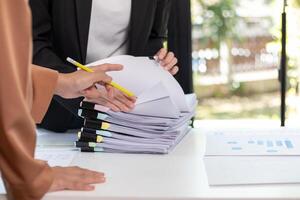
<box><xmin>0</xmin><ymin>1</ymin><xmax>54</xmax><ymax>199</ymax></box>
<box><xmin>31</xmin><ymin>65</ymin><xmax>59</xmax><ymax>123</ymax></box>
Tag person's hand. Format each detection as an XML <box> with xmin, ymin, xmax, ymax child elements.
<box><xmin>55</xmin><ymin>63</ymin><xmax>120</xmax><ymax>99</ymax></box>
<box><xmin>84</xmin><ymin>84</ymin><xmax>137</xmax><ymax>112</ymax></box>
<box><xmin>49</xmin><ymin>166</ymin><xmax>105</xmax><ymax>192</ymax></box>
<box><xmin>54</xmin><ymin>63</ymin><xmax>136</xmax><ymax>112</ymax></box>
<box><xmin>154</xmin><ymin>48</ymin><xmax>179</xmax><ymax>75</ymax></box>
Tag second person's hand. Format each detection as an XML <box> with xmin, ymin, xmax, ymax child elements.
<box><xmin>154</xmin><ymin>48</ymin><xmax>179</xmax><ymax>75</ymax></box>
<box><xmin>84</xmin><ymin>84</ymin><xmax>136</xmax><ymax>112</ymax></box>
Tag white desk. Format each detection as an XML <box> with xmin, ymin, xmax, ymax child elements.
<box><xmin>2</xmin><ymin>120</ymin><xmax>300</xmax><ymax>200</ymax></box>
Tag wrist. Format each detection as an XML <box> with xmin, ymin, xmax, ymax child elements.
<box><xmin>54</xmin><ymin>73</ymin><xmax>69</xmax><ymax>98</ymax></box>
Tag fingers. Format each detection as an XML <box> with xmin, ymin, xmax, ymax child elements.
<box><xmin>65</xmin><ymin>182</ymin><xmax>95</xmax><ymax>191</ymax></box>
<box><xmin>156</xmin><ymin>48</ymin><xmax>168</xmax><ymax>60</ymax></box>
<box><xmin>84</xmin><ymin>89</ymin><xmax>121</xmax><ymax>112</ymax></box>
<box><xmin>109</xmin><ymin>97</ymin><xmax>132</xmax><ymax>112</ymax></box>
<box><xmin>92</xmin><ymin>71</ymin><xmax>112</xmax><ymax>84</ymax></box>
<box><xmin>82</xmin><ymin>86</ymin><xmax>105</xmax><ymax>99</ymax></box>
<box><xmin>90</xmin><ymin>64</ymin><xmax>123</xmax><ymax>84</ymax></box>
<box><xmin>154</xmin><ymin>48</ymin><xmax>179</xmax><ymax>75</ymax></box>
<box><xmin>108</xmin><ymin>87</ymin><xmax>136</xmax><ymax>109</ymax></box>
<box><xmin>164</xmin><ymin>57</ymin><xmax>178</xmax><ymax>71</ymax></box>
<box><xmin>92</xmin><ymin>63</ymin><xmax>123</xmax><ymax>73</ymax></box>
<box><xmin>170</xmin><ymin>66</ymin><xmax>179</xmax><ymax>75</ymax></box>
<box><xmin>50</xmin><ymin>166</ymin><xmax>106</xmax><ymax>192</ymax></box>
<box><xmin>70</xmin><ymin>167</ymin><xmax>105</xmax><ymax>183</ymax></box>
<box><xmin>92</xmin><ymin>98</ymin><xmax>121</xmax><ymax>112</ymax></box>
<box><xmin>84</xmin><ymin>87</ymin><xmax>135</xmax><ymax>112</ymax></box>
<box><xmin>162</xmin><ymin>52</ymin><xmax>175</xmax><ymax>66</ymax></box>
<box><xmin>106</xmin><ymin>85</ymin><xmax>115</xmax><ymax>99</ymax></box>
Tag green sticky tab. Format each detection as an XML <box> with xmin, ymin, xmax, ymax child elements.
<box><xmin>88</xmin><ymin>142</ymin><xmax>97</xmax><ymax>148</ymax></box>
<box><xmin>97</xmin><ymin>113</ymin><xmax>108</xmax><ymax>120</ymax></box>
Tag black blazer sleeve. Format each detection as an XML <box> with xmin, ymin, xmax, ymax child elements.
<box><xmin>144</xmin><ymin>0</ymin><xmax>172</xmax><ymax>55</ymax></box>
<box><xmin>29</xmin><ymin>0</ymin><xmax>76</xmax><ymax>73</ymax></box>
<box><xmin>29</xmin><ymin>0</ymin><xmax>82</xmax><ymax>116</ymax></box>
<box><xmin>168</xmin><ymin>0</ymin><xmax>194</xmax><ymax>93</ymax></box>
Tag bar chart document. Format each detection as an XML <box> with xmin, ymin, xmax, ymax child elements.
<box><xmin>205</xmin><ymin>133</ymin><xmax>300</xmax><ymax>156</ymax></box>
<box><xmin>204</xmin><ymin>132</ymin><xmax>300</xmax><ymax>185</ymax></box>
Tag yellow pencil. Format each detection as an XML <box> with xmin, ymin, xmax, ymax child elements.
<box><xmin>66</xmin><ymin>57</ymin><xmax>135</xmax><ymax>97</ymax></box>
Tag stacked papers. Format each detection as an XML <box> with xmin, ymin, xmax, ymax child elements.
<box><xmin>75</xmin><ymin>56</ymin><xmax>197</xmax><ymax>154</ymax></box>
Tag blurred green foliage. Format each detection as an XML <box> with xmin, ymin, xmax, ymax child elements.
<box><xmin>196</xmin><ymin>0</ymin><xmax>239</xmax><ymax>48</ymax></box>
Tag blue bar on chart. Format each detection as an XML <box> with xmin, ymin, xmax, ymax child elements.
<box><xmin>276</xmin><ymin>140</ymin><xmax>283</xmax><ymax>147</ymax></box>
<box><xmin>257</xmin><ymin>140</ymin><xmax>264</xmax><ymax>145</ymax></box>
<box><xmin>267</xmin><ymin>140</ymin><xmax>273</xmax><ymax>147</ymax></box>
<box><xmin>284</xmin><ymin>140</ymin><xmax>294</xmax><ymax>149</ymax></box>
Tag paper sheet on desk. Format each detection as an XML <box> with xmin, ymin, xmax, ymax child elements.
<box><xmin>37</xmin><ymin>129</ymin><xmax>77</xmax><ymax>147</ymax></box>
<box><xmin>0</xmin><ymin>180</ymin><xmax>4</xmax><ymax>195</ymax></box>
<box><xmin>205</xmin><ymin>132</ymin><xmax>300</xmax><ymax>156</ymax></box>
<box><xmin>35</xmin><ymin>149</ymin><xmax>78</xmax><ymax>167</ymax></box>
<box><xmin>204</xmin><ymin>132</ymin><xmax>300</xmax><ymax>186</ymax></box>
<box><xmin>204</xmin><ymin>156</ymin><xmax>300</xmax><ymax>186</ymax></box>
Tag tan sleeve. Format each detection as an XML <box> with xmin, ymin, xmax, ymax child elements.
<box><xmin>0</xmin><ymin>1</ymin><xmax>57</xmax><ymax>200</ymax></box>
<box><xmin>31</xmin><ymin>65</ymin><xmax>58</xmax><ymax>123</ymax></box>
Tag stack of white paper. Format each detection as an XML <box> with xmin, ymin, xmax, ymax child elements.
<box><xmin>75</xmin><ymin>56</ymin><xmax>197</xmax><ymax>154</ymax></box>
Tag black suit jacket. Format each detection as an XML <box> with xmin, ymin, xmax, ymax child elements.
<box><xmin>29</xmin><ymin>0</ymin><xmax>172</xmax><ymax>132</ymax></box>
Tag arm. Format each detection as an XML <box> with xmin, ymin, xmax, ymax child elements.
<box><xmin>0</xmin><ymin>2</ymin><xmax>56</xmax><ymax>199</ymax></box>
<box><xmin>143</xmin><ymin>0</ymin><xmax>179</xmax><ymax>75</ymax></box>
<box><xmin>29</xmin><ymin>0</ymin><xmax>83</xmax><ymax>116</ymax></box>
<box><xmin>31</xmin><ymin>65</ymin><xmax>60</xmax><ymax>122</ymax></box>
<box><xmin>29</xmin><ymin>0</ymin><xmax>75</xmax><ymax>73</ymax></box>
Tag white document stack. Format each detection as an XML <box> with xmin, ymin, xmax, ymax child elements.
<box><xmin>75</xmin><ymin>56</ymin><xmax>197</xmax><ymax>154</ymax></box>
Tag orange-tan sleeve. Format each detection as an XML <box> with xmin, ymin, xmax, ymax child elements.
<box><xmin>31</xmin><ymin>64</ymin><xmax>58</xmax><ymax>123</ymax></box>
<box><xmin>0</xmin><ymin>1</ymin><xmax>56</xmax><ymax>200</ymax></box>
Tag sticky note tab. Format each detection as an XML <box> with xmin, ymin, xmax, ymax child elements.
<box><xmin>96</xmin><ymin>130</ymin><xmax>112</xmax><ymax>137</ymax></box>
<box><xmin>96</xmin><ymin>135</ymin><xmax>104</xmax><ymax>143</ymax></box>
<box><xmin>88</xmin><ymin>142</ymin><xmax>97</xmax><ymax>148</ymax></box>
<box><xmin>101</xmin><ymin>122</ymin><xmax>110</xmax><ymax>130</ymax></box>
<box><xmin>97</xmin><ymin>113</ymin><xmax>108</xmax><ymax>120</ymax></box>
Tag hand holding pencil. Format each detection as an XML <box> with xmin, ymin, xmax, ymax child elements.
<box><xmin>66</xmin><ymin>57</ymin><xmax>135</xmax><ymax>97</ymax></box>
<box><xmin>54</xmin><ymin>59</ymin><xmax>136</xmax><ymax>112</ymax></box>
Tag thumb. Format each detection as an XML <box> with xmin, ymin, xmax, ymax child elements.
<box><xmin>92</xmin><ymin>64</ymin><xmax>123</xmax><ymax>73</ymax></box>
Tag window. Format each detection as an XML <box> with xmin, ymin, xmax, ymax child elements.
<box><xmin>192</xmin><ymin>0</ymin><xmax>300</xmax><ymax>121</ymax></box>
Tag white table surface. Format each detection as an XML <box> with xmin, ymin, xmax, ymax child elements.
<box><xmin>2</xmin><ymin>120</ymin><xmax>300</xmax><ymax>200</ymax></box>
